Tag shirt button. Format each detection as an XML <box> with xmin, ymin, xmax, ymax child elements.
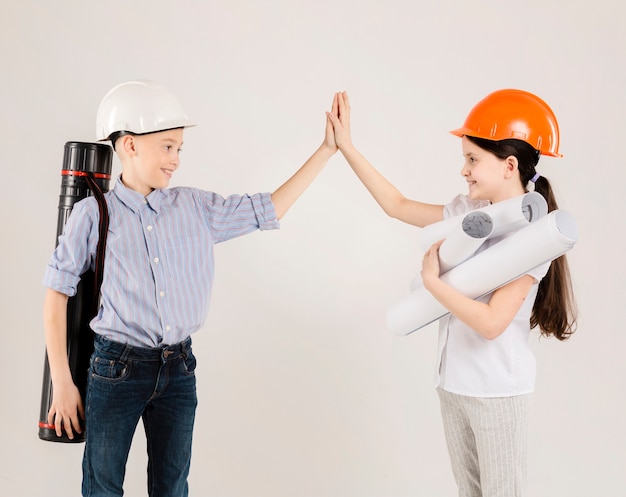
<box><xmin>143</xmin><ymin>199</ymin><xmax>148</xmax><ymax>205</ymax></box>
<box><xmin>154</xmin><ymin>257</ymin><xmax>159</xmax><ymax>264</ymax></box>
<box><xmin>159</xmin><ymin>291</ymin><xmax>165</xmax><ymax>297</ymax></box>
<box><xmin>165</xmin><ymin>325</ymin><xmax>171</xmax><ymax>331</ymax></box>
<box><xmin>147</xmin><ymin>225</ymin><xmax>153</xmax><ymax>231</ymax></box>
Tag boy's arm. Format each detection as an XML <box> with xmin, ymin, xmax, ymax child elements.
<box><xmin>43</xmin><ymin>288</ymin><xmax>84</xmax><ymax>439</ymax></box>
<box><xmin>271</xmin><ymin>96</ymin><xmax>338</xmax><ymax>220</ymax></box>
<box><xmin>328</xmin><ymin>92</ymin><xmax>444</xmax><ymax>227</ymax></box>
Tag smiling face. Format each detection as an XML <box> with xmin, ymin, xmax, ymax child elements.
<box><xmin>460</xmin><ymin>135</ymin><xmax>524</xmax><ymax>203</ymax></box>
<box><xmin>118</xmin><ymin>128</ymin><xmax>184</xmax><ymax>196</ymax></box>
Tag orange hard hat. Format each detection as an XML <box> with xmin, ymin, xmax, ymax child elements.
<box><xmin>450</xmin><ymin>89</ymin><xmax>562</xmax><ymax>157</ymax></box>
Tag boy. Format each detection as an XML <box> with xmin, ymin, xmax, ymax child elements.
<box><xmin>43</xmin><ymin>80</ymin><xmax>338</xmax><ymax>496</ymax></box>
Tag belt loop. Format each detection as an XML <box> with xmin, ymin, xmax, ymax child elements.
<box><xmin>120</xmin><ymin>344</ymin><xmax>133</xmax><ymax>362</ymax></box>
<box><xmin>182</xmin><ymin>337</ymin><xmax>191</xmax><ymax>357</ymax></box>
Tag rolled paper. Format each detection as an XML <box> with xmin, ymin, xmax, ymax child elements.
<box><xmin>419</xmin><ymin>191</ymin><xmax>547</xmax><ymax>250</ymax></box>
<box><xmin>410</xmin><ymin>210</ymin><xmax>493</xmax><ymax>291</ymax></box>
<box><xmin>411</xmin><ymin>191</ymin><xmax>549</xmax><ymax>291</ymax></box>
<box><xmin>488</xmin><ymin>190</ymin><xmax>547</xmax><ymax>238</ymax></box>
<box><xmin>388</xmin><ymin>209</ymin><xmax>578</xmax><ymax>336</ymax></box>
<box><xmin>439</xmin><ymin>210</ymin><xmax>493</xmax><ymax>273</ymax></box>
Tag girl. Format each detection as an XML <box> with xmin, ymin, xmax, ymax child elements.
<box><xmin>327</xmin><ymin>89</ymin><xmax>576</xmax><ymax>497</ymax></box>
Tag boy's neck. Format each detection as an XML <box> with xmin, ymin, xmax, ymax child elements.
<box><xmin>120</xmin><ymin>173</ymin><xmax>155</xmax><ymax>197</ymax></box>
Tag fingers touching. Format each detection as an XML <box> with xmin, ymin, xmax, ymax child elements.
<box><xmin>326</xmin><ymin>91</ymin><xmax>352</xmax><ymax>149</ymax></box>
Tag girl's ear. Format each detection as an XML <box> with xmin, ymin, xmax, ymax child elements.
<box><xmin>504</xmin><ymin>155</ymin><xmax>519</xmax><ymax>178</ymax></box>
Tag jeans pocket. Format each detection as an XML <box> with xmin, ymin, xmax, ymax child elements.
<box><xmin>182</xmin><ymin>351</ymin><xmax>197</xmax><ymax>376</ymax></box>
<box><xmin>91</xmin><ymin>356</ymin><xmax>130</xmax><ymax>383</ymax></box>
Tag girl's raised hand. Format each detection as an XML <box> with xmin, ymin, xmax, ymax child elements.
<box><xmin>327</xmin><ymin>91</ymin><xmax>352</xmax><ymax>151</ymax></box>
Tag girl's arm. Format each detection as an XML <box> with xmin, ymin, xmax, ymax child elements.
<box><xmin>327</xmin><ymin>91</ymin><xmax>443</xmax><ymax>227</ymax></box>
<box><xmin>271</xmin><ymin>95</ymin><xmax>338</xmax><ymax>220</ymax></box>
<box><xmin>421</xmin><ymin>240</ymin><xmax>536</xmax><ymax>340</ymax></box>
<box><xmin>43</xmin><ymin>288</ymin><xmax>84</xmax><ymax>439</ymax></box>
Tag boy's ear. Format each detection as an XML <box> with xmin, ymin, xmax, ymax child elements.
<box><xmin>119</xmin><ymin>134</ymin><xmax>138</xmax><ymax>156</ymax></box>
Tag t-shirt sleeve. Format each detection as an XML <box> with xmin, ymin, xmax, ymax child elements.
<box><xmin>526</xmin><ymin>260</ymin><xmax>551</xmax><ymax>283</ymax></box>
<box><xmin>443</xmin><ymin>194</ymin><xmax>490</xmax><ymax>219</ymax></box>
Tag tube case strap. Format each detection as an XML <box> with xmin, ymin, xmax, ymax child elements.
<box><xmin>83</xmin><ymin>173</ymin><xmax>109</xmax><ymax>313</ymax></box>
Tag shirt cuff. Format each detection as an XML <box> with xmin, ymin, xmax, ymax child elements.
<box><xmin>254</xmin><ymin>192</ymin><xmax>281</xmax><ymax>231</ymax></box>
<box><xmin>42</xmin><ymin>266</ymin><xmax>79</xmax><ymax>297</ymax></box>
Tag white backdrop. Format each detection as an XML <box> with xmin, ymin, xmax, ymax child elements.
<box><xmin>1</xmin><ymin>1</ymin><xmax>624</xmax><ymax>496</ymax></box>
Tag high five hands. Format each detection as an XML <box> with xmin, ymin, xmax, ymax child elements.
<box><xmin>326</xmin><ymin>91</ymin><xmax>353</xmax><ymax>152</ymax></box>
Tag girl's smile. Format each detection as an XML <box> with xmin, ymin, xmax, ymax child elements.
<box><xmin>460</xmin><ymin>136</ymin><xmax>524</xmax><ymax>203</ymax></box>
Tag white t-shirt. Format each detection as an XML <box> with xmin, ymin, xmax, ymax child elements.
<box><xmin>434</xmin><ymin>194</ymin><xmax>550</xmax><ymax>397</ymax></box>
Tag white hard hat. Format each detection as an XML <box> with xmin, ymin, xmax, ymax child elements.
<box><xmin>96</xmin><ymin>79</ymin><xmax>195</xmax><ymax>141</ymax></box>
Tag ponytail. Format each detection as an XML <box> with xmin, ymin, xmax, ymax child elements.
<box><xmin>529</xmin><ymin>175</ymin><xmax>577</xmax><ymax>340</ymax></box>
<box><xmin>466</xmin><ymin>136</ymin><xmax>578</xmax><ymax>340</ymax></box>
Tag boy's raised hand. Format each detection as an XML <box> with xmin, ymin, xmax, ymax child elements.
<box><xmin>323</xmin><ymin>92</ymin><xmax>339</xmax><ymax>153</ymax></box>
<box><xmin>327</xmin><ymin>91</ymin><xmax>352</xmax><ymax>151</ymax></box>
<box><xmin>269</xmin><ymin>93</ymin><xmax>340</xmax><ymax>220</ymax></box>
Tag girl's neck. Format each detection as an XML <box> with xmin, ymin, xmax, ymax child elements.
<box><xmin>489</xmin><ymin>185</ymin><xmax>526</xmax><ymax>204</ymax></box>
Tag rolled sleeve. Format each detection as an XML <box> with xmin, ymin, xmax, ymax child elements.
<box><xmin>42</xmin><ymin>266</ymin><xmax>80</xmax><ymax>297</ymax></box>
<box><xmin>252</xmin><ymin>192</ymin><xmax>280</xmax><ymax>231</ymax></box>
<box><xmin>201</xmin><ymin>190</ymin><xmax>280</xmax><ymax>243</ymax></box>
<box><xmin>42</xmin><ymin>198</ymin><xmax>97</xmax><ymax>297</ymax></box>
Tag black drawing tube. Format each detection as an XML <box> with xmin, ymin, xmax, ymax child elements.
<box><xmin>38</xmin><ymin>142</ymin><xmax>112</xmax><ymax>443</ymax></box>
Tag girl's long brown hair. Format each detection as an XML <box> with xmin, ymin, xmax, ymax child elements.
<box><xmin>467</xmin><ymin>136</ymin><xmax>577</xmax><ymax>340</ymax></box>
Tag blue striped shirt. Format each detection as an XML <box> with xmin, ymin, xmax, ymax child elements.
<box><xmin>43</xmin><ymin>177</ymin><xmax>280</xmax><ymax>347</ymax></box>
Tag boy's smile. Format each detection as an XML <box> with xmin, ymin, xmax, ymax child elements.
<box><xmin>119</xmin><ymin>128</ymin><xmax>184</xmax><ymax>196</ymax></box>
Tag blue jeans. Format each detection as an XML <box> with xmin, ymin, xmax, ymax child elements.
<box><xmin>82</xmin><ymin>335</ymin><xmax>198</xmax><ymax>497</ymax></box>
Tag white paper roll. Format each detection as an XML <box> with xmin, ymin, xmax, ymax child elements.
<box><xmin>412</xmin><ymin>192</ymin><xmax>547</xmax><ymax>291</ymax></box>
<box><xmin>439</xmin><ymin>210</ymin><xmax>493</xmax><ymax>273</ymax></box>
<box><xmin>388</xmin><ymin>209</ymin><xmax>578</xmax><ymax>336</ymax></box>
<box><xmin>410</xmin><ymin>210</ymin><xmax>493</xmax><ymax>291</ymax></box>
<box><xmin>419</xmin><ymin>191</ymin><xmax>547</xmax><ymax>250</ymax></box>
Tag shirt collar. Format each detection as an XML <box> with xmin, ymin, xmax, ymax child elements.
<box><xmin>113</xmin><ymin>176</ymin><xmax>165</xmax><ymax>214</ymax></box>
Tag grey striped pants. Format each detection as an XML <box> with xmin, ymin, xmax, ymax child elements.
<box><xmin>437</xmin><ymin>388</ymin><xmax>531</xmax><ymax>497</ymax></box>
